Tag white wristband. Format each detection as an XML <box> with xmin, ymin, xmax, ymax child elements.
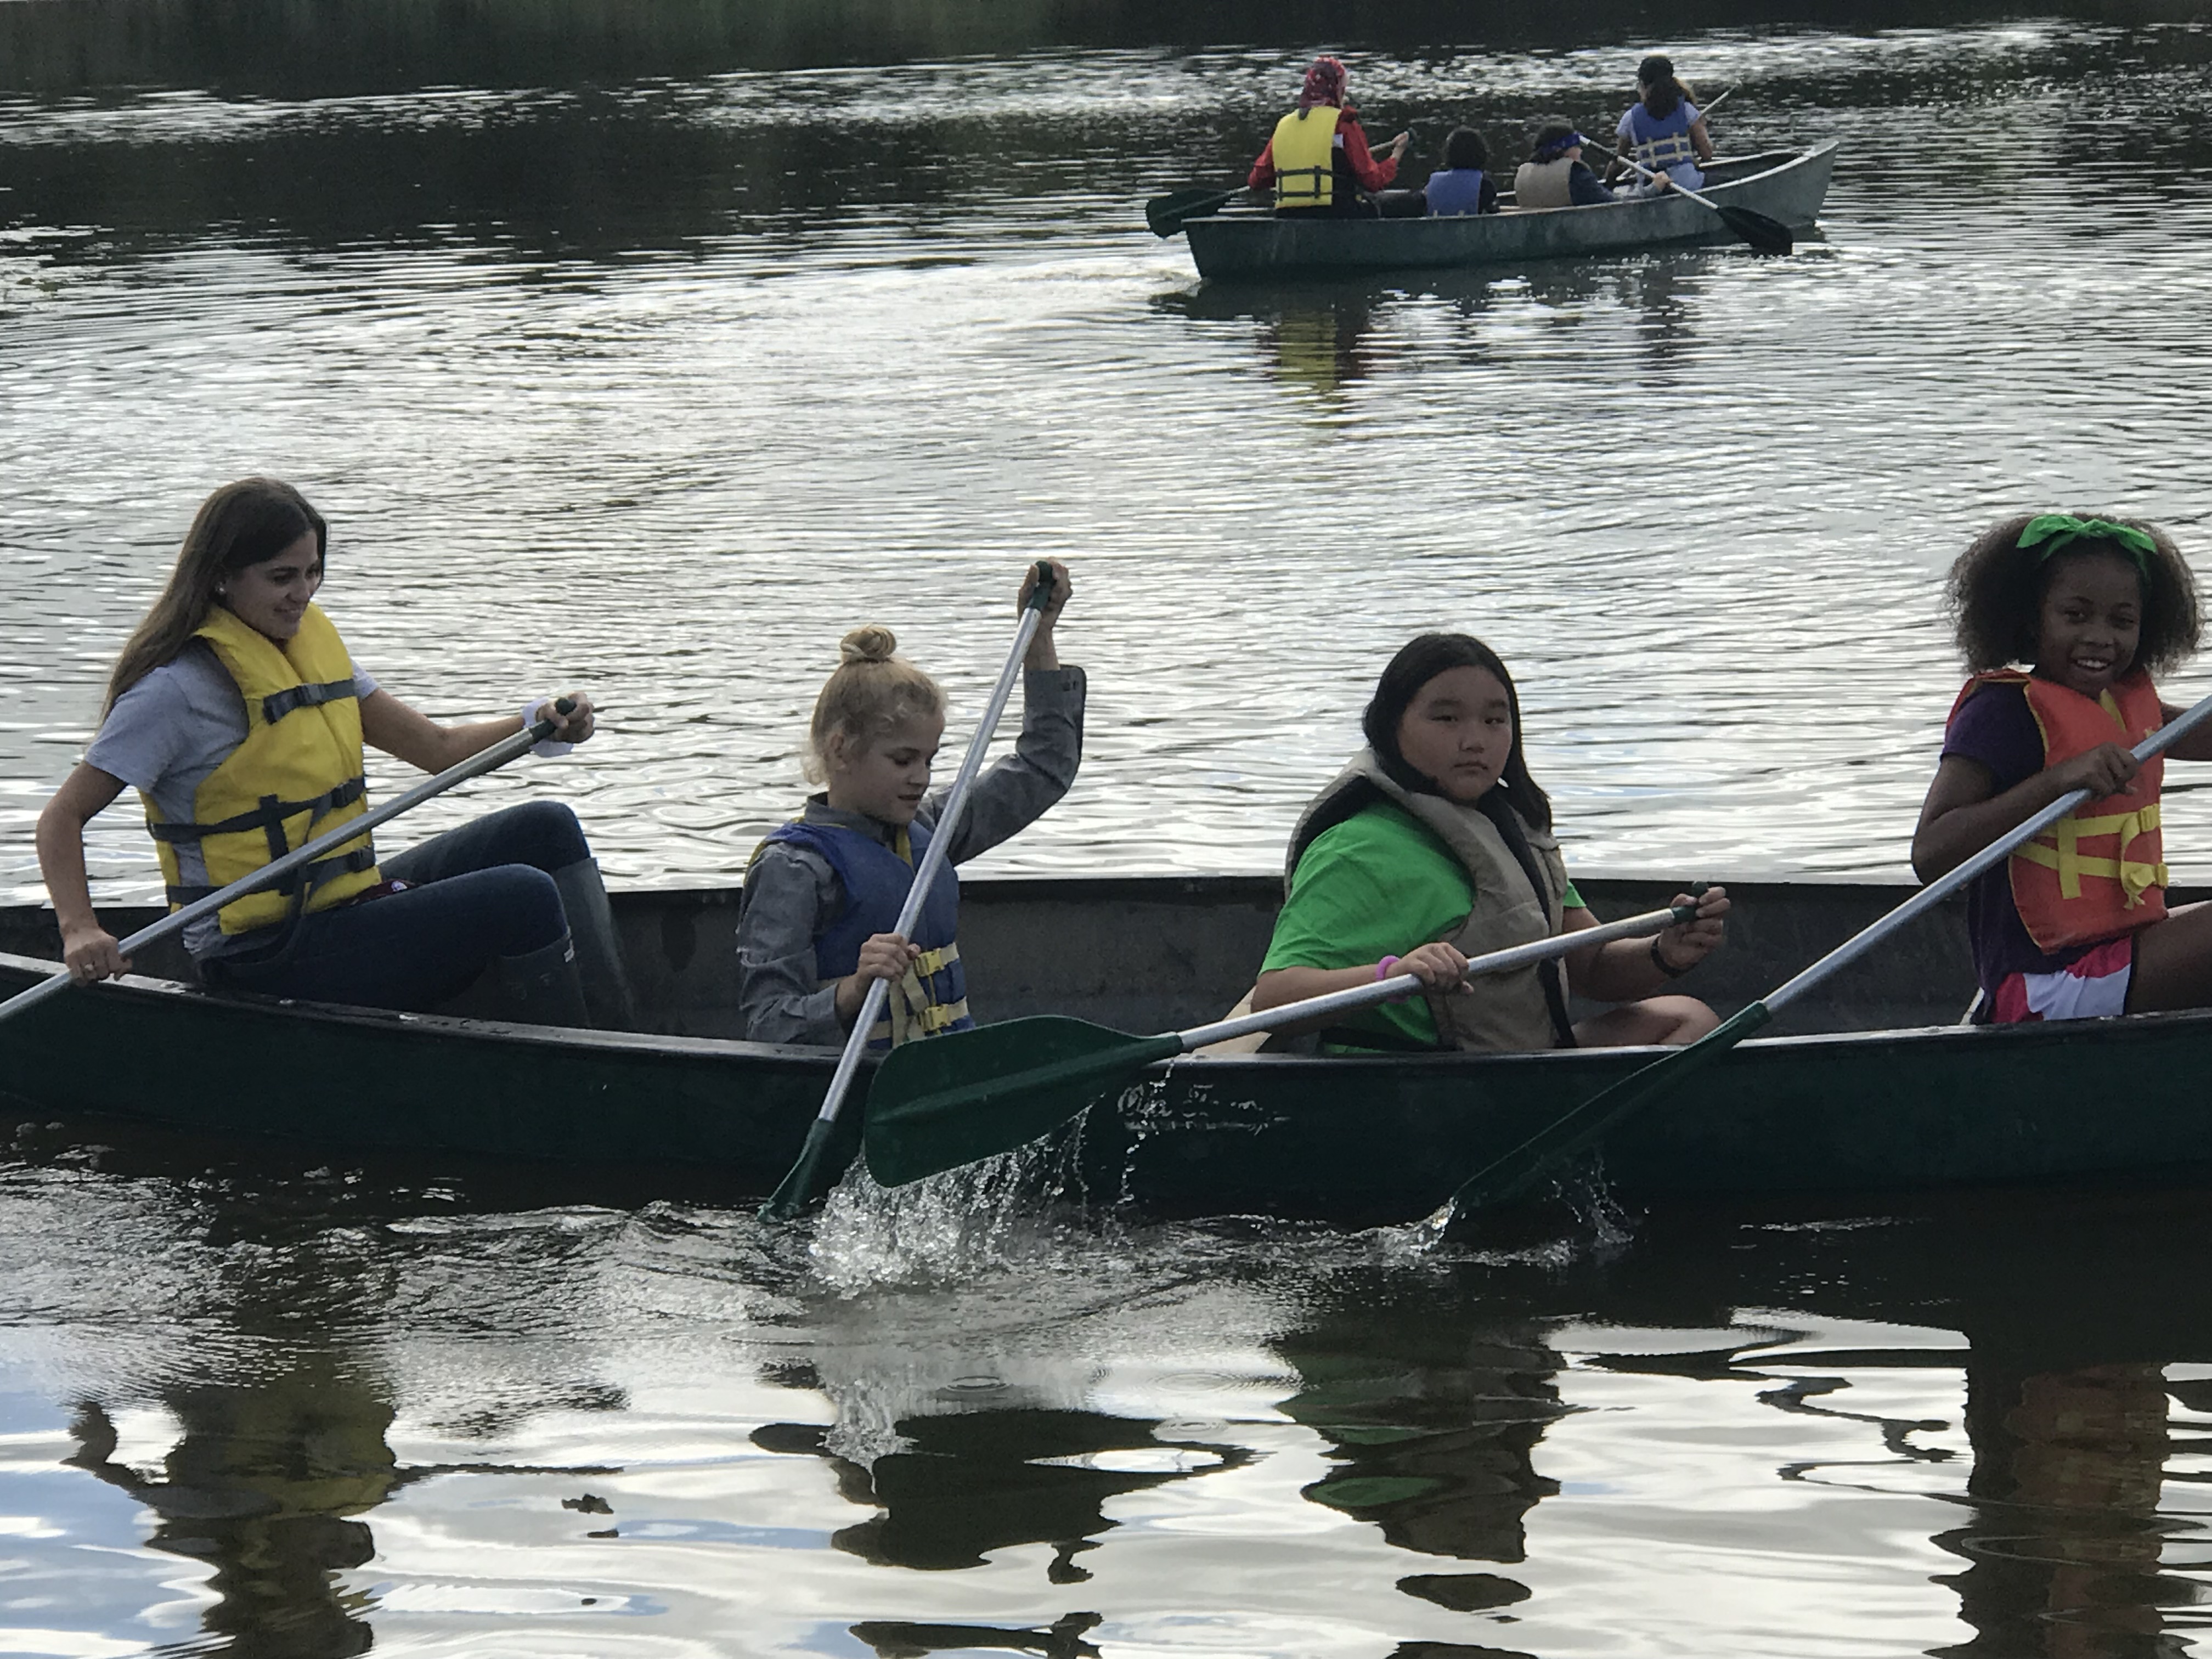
<box><xmin>523</xmin><ymin>695</ymin><xmax>575</xmax><ymax>758</ymax></box>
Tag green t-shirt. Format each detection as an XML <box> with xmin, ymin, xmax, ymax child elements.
<box><xmin>1260</xmin><ymin>800</ymin><xmax>1583</xmax><ymax>1049</ymax></box>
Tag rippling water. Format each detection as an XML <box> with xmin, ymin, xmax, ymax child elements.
<box><xmin>5</xmin><ymin>6</ymin><xmax>2212</xmax><ymax>1654</ymax></box>
<box><xmin>6</xmin><ymin>12</ymin><xmax>2212</xmax><ymax>902</ymax></box>
<box><xmin>6</xmin><ymin>1128</ymin><xmax>2212</xmax><ymax>1658</ymax></box>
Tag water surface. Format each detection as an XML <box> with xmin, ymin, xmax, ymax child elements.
<box><xmin>6</xmin><ymin>10</ymin><xmax>2212</xmax><ymax>899</ymax></box>
<box><xmin>4</xmin><ymin>6</ymin><xmax>2212</xmax><ymax>1655</ymax></box>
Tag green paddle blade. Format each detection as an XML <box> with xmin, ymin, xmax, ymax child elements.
<box><xmin>760</xmin><ymin>1116</ymin><xmax>837</xmax><ymax>1221</ymax></box>
<box><xmin>1719</xmin><ymin>206</ymin><xmax>1793</xmax><ymax>255</ymax></box>
<box><xmin>865</xmin><ymin>1016</ymin><xmax>1184</xmax><ymax>1189</ymax></box>
<box><xmin>1445</xmin><ymin>1001</ymin><xmax>1776</xmax><ymax>1219</ymax></box>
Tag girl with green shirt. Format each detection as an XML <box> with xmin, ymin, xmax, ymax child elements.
<box><xmin>1252</xmin><ymin>633</ymin><xmax>1729</xmax><ymax>1053</ymax></box>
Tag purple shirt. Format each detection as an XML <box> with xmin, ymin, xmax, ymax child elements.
<box><xmin>1941</xmin><ymin>679</ymin><xmax>2102</xmax><ymax>991</ymax></box>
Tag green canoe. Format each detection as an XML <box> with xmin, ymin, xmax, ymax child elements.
<box><xmin>1183</xmin><ymin>144</ymin><xmax>1838</xmax><ymax>281</ymax></box>
<box><xmin>2</xmin><ymin>873</ymin><xmax>2204</xmax><ymax>1224</ymax></box>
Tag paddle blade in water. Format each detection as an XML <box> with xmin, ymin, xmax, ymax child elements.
<box><xmin>761</xmin><ymin>1116</ymin><xmax>838</xmax><ymax>1221</ymax></box>
<box><xmin>864</xmin><ymin>1016</ymin><xmax>1183</xmax><ymax>1188</ymax></box>
<box><xmin>1719</xmin><ymin>206</ymin><xmax>1794</xmax><ymax>255</ymax></box>
<box><xmin>1443</xmin><ymin>1001</ymin><xmax>1776</xmax><ymax>1223</ymax></box>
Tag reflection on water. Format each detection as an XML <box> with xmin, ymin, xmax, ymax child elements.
<box><xmin>64</xmin><ymin>1366</ymin><xmax>394</xmax><ymax>1657</ymax></box>
<box><xmin>6</xmin><ymin>3</ymin><xmax>2212</xmax><ymax>1655</ymax></box>
<box><xmin>1937</xmin><ymin>1364</ymin><xmax>2182</xmax><ymax>1659</ymax></box>
<box><xmin>9</xmin><ymin>1131</ymin><xmax>2212</xmax><ymax>1655</ymax></box>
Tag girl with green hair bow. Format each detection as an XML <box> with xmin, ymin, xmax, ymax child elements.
<box><xmin>1915</xmin><ymin>512</ymin><xmax>2212</xmax><ymax>1026</ymax></box>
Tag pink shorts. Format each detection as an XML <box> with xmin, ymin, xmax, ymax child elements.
<box><xmin>1988</xmin><ymin>935</ymin><xmax>2135</xmax><ymax>1025</ymax></box>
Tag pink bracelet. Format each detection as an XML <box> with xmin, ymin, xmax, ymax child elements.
<box><xmin>1376</xmin><ymin>955</ymin><xmax>1401</xmax><ymax>980</ymax></box>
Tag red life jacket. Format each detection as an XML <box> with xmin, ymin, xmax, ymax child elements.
<box><xmin>1947</xmin><ymin>669</ymin><xmax>2168</xmax><ymax>951</ymax></box>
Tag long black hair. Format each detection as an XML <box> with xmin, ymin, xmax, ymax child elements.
<box><xmin>1350</xmin><ymin>632</ymin><xmax>1578</xmax><ymax>1048</ymax></box>
<box><xmin>1363</xmin><ymin>632</ymin><xmax>1554</xmax><ymax>829</ymax></box>
<box><xmin>1291</xmin><ymin>631</ymin><xmax>1556</xmax><ymax>872</ymax></box>
<box><xmin>1638</xmin><ymin>54</ymin><xmax>1684</xmax><ymax>119</ymax></box>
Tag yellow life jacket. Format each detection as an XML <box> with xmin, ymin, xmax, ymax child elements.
<box><xmin>1269</xmin><ymin>105</ymin><xmax>1341</xmax><ymax>209</ymax></box>
<box><xmin>144</xmin><ymin>602</ymin><xmax>381</xmax><ymax>936</ymax></box>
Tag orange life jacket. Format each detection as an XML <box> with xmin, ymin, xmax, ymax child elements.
<box><xmin>1948</xmin><ymin>669</ymin><xmax>2168</xmax><ymax>951</ymax></box>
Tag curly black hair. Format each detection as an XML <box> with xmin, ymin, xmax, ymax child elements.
<box><xmin>1946</xmin><ymin>513</ymin><xmax>2201</xmax><ymax>676</ymax></box>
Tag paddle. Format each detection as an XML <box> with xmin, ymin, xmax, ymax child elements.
<box><xmin>1440</xmin><ymin>687</ymin><xmax>2212</xmax><ymax>1221</ymax></box>
<box><xmin>1146</xmin><ymin>185</ymin><xmax>1250</xmax><ymax>238</ymax></box>
<box><xmin>760</xmin><ymin>562</ymin><xmax>1058</xmax><ymax>1221</ymax></box>
<box><xmin>0</xmin><ymin>697</ymin><xmax>575</xmax><ymax>1030</ymax></box>
<box><xmin>1588</xmin><ymin>134</ymin><xmax>1792</xmax><ymax>255</ymax></box>
<box><xmin>863</xmin><ymin>900</ymin><xmax>1701</xmax><ymax>1190</ymax></box>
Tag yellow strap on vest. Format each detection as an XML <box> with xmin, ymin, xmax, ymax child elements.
<box><xmin>2017</xmin><ymin>802</ymin><xmax>2166</xmax><ymax>906</ymax></box>
<box><xmin>874</xmin><ymin>990</ymin><xmax>970</xmax><ymax>1048</ymax></box>
<box><xmin>910</xmin><ymin>943</ymin><xmax>958</xmax><ymax>979</ymax></box>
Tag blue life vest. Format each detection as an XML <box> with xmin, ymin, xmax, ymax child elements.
<box><xmin>1623</xmin><ymin>101</ymin><xmax>1703</xmax><ymax>188</ymax></box>
<box><xmin>1424</xmin><ymin>168</ymin><xmax>1488</xmax><ymax>217</ymax></box>
<box><xmin>765</xmin><ymin>817</ymin><xmax>973</xmax><ymax>1052</ymax></box>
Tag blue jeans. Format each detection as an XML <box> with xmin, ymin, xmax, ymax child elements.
<box><xmin>201</xmin><ymin>802</ymin><xmax>589</xmax><ymax>1011</ymax></box>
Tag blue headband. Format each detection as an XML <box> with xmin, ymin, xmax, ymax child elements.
<box><xmin>1534</xmin><ymin>131</ymin><xmax>1587</xmax><ymax>162</ymax></box>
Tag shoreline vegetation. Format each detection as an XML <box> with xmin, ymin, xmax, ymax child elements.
<box><xmin>1</xmin><ymin>0</ymin><xmax>2199</xmax><ymax>96</ymax></box>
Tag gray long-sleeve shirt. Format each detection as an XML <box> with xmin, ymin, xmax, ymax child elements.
<box><xmin>735</xmin><ymin>665</ymin><xmax>1085</xmax><ymax>1046</ymax></box>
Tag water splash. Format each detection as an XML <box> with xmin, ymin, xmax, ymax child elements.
<box><xmin>805</xmin><ymin>1138</ymin><xmax>1092</xmax><ymax>1294</ymax></box>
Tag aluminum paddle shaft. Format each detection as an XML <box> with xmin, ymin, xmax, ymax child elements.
<box><xmin>0</xmin><ymin>698</ymin><xmax>573</xmax><ymax>1030</ymax></box>
<box><xmin>1443</xmin><ymin>686</ymin><xmax>2212</xmax><ymax>1220</ymax></box>
<box><xmin>1766</xmin><ymin>685</ymin><xmax>2212</xmax><ymax>1017</ymax></box>
<box><xmin>1177</xmin><ymin>902</ymin><xmax>1697</xmax><ymax>1051</ymax></box>
<box><xmin>762</xmin><ymin>563</ymin><xmax>1055</xmax><ymax>1220</ymax></box>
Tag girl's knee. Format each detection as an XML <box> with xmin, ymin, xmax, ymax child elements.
<box><xmin>490</xmin><ymin>799</ymin><xmax>591</xmax><ymax>872</ymax></box>
<box><xmin>1655</xmin><ymin>996</ymin><xmax>1720</xmax><ymax>1043</ymax></box>
<box><xmin>477</xmin><ymin>865</ymin><xmax>568</xmax><ymax>955</ymax></box>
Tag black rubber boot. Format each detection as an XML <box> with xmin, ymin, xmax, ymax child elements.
<box><xmin>494</xmin><ymin>933</ymin><xmax>591</xmax><ymax>1028</ymax></box>
<box><xmin>553</xmin><ymin>858</ymin><xmax>639</xmax><ymax>1032</ymax></box>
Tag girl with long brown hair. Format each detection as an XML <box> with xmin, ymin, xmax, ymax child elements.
<box><xmin>35</xmin><ymin>477</ymin><xmax>632</xmax><ymax>1026</ymax></box>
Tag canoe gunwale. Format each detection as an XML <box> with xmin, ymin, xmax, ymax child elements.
<box><xmin>0</xmin><ymin>947</ymin><xmax>841</xmax><ymax>1067</ymax></box>
<box><xmin>13</xmin><ymin>941</ymin><xmax>2212</xmax><ymax>1077</ymax></box>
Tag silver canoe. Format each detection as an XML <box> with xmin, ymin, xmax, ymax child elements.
<box><xmin>1183</xmin><ymin>142</ymin><xmax>1839</xmax><ymax>281</ymax></box>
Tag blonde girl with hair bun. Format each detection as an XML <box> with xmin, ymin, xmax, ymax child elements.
<box><xmin>736</xmin><ymin>560</ymin><xmax>1082</xmax><ymax>1051</ymax></box>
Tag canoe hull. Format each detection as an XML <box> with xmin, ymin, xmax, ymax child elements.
<box><xmin>1184</xmin><ymin>143</ymin><xmax>1838</xmax><ymax>281</ymax></box>
<box><xmin>6</xmin><ymin>872</ymin><xmax>2204</xmax><ymax>1221</ymax></box>
<box><xmin>7</xmin><ymin>900</ymin><xmax>2212</xmax><ymax>1224</ymax></box>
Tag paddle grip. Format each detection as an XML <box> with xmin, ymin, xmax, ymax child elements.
<box><xmin>530</xmin><ymin>695</ymin><xmax>578</xmax><ymax>738</ymax></box>
<box><xmin>1025</xmin><ymin>560</ymin><xmax>1056</xmax><ymax>612</ymax></box>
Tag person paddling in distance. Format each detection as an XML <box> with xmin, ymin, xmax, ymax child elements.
<box><xmin>1250</xmin><ymin>633</ymin><xmax>1728</xmax><ymax>1053</ymax></box>
<box><xmin>1513</xmin><ymin>121</ymin><xmax>1633</xmax><ymax>211</ymax></box>
<box><xmin>1605</xmin><ymin>54</ymin><xmax>1713</xmax><ymax>196</ymax></box>
<box><xmin>33</xmin><ymin>477</ymin><xmax>634</xmax><ymax>1028</ymax></box>
<box><xmin>736</xmin><ymin>561</ymin><xmax>1082</xmax><ymax>1049</ymax></box>
<box><xmin>1424</xmin><ymin>127</ymin><xmax>1499</xmax><ymax>217</ymax></box>
<box><xmin>1248</xmin><ymin>55</ymin><xmax>1410</xmax><ymax>218</ymax></box>
<box><xmin>1914</xmin><ymin>514</ymin><xmax>2212</xmax><ymax>1024</ymax></box>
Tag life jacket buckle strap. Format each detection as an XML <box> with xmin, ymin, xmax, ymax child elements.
<box><xmin>148</xmin><ymin>776</ymin><xmax>368</xmax><ymax>844</ymax></box>
<box><xmin>258</xmin><ymin>678</ymin><xmax>359</xmax><ymax>725</ymax></box>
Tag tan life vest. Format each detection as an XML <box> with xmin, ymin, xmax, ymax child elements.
<box><xmin>1513</xmin><ymin>158</ymin><xmax>1577</xmax><ymax>210</ymax></box>
<box><xmin>1269</xmin><ymin>105</ymin><xmax>1341</xmax><ymax>209</ymax></box>
<box><xmin>1284</xmin><ymin>751</ymin><xmax>1574</xmax><ymax>1053</ymax></box>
